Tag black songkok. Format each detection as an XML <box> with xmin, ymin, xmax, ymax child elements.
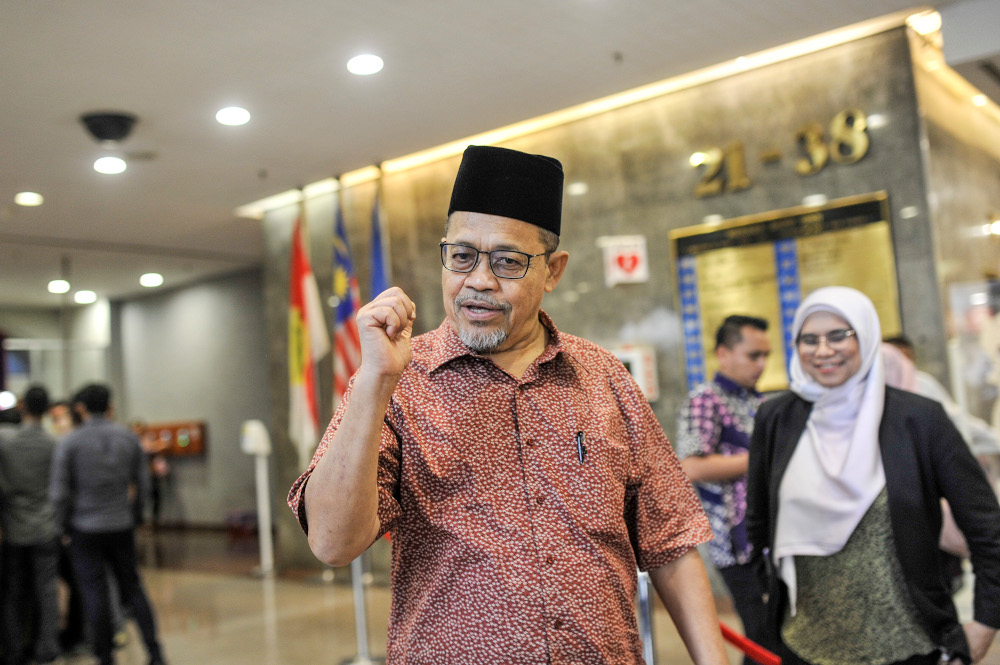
<box><xmin>447</xmin><ymin>145</ymin><xmax>564</xmax><ymax>236</ymax></box>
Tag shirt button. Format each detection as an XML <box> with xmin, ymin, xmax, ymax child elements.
<box><xmin>545</xmin><ymin>555</ymin><xmax>554</xmax><ymax>565</ymax></box>
<box><xmin>535</xmin><ymin>495</ymin><xmax>545</xmax><ymax>505</ymax></box>
<box><xmin>526</xmin><ymin>439</ymin><xmax>536</xmax><ymax>447</ymax></box>
<box><xmin>553</xmin><ymin>619</ymin><xmax>564</xmax><ymax>630</ymax></box>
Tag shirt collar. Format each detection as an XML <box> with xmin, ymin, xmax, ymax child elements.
<box><xmin>423</xmin><ymin>310</ymin><xmax>567</xmax><ymax>373</ymax></box>
<box><xmin>714</xmin><ymin>372</ymin><xmax>759</xmax><ymax>397</ymax></box>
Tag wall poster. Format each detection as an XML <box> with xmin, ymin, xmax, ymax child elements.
<box><xmin>670</xmin><ymin>192</ymin><xmax>901</xmax><ymax>392</ymax></box>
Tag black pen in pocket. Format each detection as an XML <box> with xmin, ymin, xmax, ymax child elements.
<box><xmin>575</xmin><ymin>431</ymin><xmax>586</xmax><ymax>463</ymax></box>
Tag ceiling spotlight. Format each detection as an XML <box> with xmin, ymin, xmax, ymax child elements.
<box><xmin>0</xmin><ymin>391</ymin><xmax>16</xmax><ymax>410</ymax></box>
<box><xmin>14</xmin><ymin>192</ymin><xmax>44</xmax><ymax>206</ymax></box>
<box><xmin>94</xmin><ymin>156</ymin><xmax>127</xmax><ymax>174</ymax></box>
<box><xmin>216</xmin><ymin>106</ymin><xmax>250</xmax><ymax>126</ymax></box>
<box><xmin>907</xmin><ymin>10</ymin><xmax>942</xmax><ymax>36</ymax></box>
<box><xmin>48</xmin><ymin>279</ymin><xmax>70</xmax><ymax>294</ymax></box>
<box><xmin>80</xmin><ymin>111</ymin><xmax>137</xmax><ymax>145</ymax></box>
<box><xmin>140</xmin><ymin>273</ymin><xmax>164</xmax><ymax>287</ymax></box>
<box><xmin>347</xmin><ymin>54</ymin><xmax>383</xmax><ymax>76</ymax></box>
<box><xmin>74</xmin><ymin>290</ymin><xmax>97</xmax><ymax>304</ymax></box>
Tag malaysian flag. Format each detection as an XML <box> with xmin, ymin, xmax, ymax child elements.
<box><xmin>332</xmin><ymin>200</ymin><xmax>362</xmax><ymax>410</ymax></box>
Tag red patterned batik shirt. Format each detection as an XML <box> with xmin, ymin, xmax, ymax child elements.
<box><xmin>289</xmin><ymin>312</ymin><xmax>712</xmax><ymax>665</ymax></box>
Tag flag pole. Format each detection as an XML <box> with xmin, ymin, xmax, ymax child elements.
<box><xmin>332</xmin><ymin>179</ymin><xmax>384</xmax><ymax>665</ymax></box>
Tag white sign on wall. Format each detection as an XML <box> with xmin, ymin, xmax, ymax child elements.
<box><xmin>596</xmin><ymin>235</ymin><xmax>649</xmax><ymax>287</ymax></box>
<box><xmin>612</xmin><ymin>344</ymin><xmax>660</xmax><ymax>402</ymax></box>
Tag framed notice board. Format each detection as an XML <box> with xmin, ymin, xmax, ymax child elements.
<box><xmin>139</xmin><ymin>421</ymin><xmax>206</xmax><ymax>457</ymax></box>
<box><xmin>670</xmin><ymin>192</ymin><xmax>901</xmax><ymax>392</ymax></box>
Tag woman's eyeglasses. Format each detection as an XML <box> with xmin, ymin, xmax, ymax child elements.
<box><xmin>796</xmin><ymin>329</ymin><xmax>856</xmax><ymax>350</ymax></box>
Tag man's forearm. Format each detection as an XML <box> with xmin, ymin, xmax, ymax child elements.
<box><xmin>303</xmin><ymin>370</ymin><xmax>399</xmax><ymax>566</ymax></box>
<box><xmin>681</xmin><ymin>452</ymin><xmax>749</xmax><ymax>482</ymax></box>
<box><xmin>649</xmin><ymin>549</ymin><xmax>729</xmax><ymax>665</ymax></box>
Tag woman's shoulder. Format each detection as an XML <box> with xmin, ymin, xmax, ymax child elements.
<box><xmin>883</xmin><ymin>385</ymin><xmax>949</xmax><ymax>420</ymax></box>
<box><xmin>757</xmin><ymin>390</ymin><xmax>804</xmax><ymax>417</ymax></box>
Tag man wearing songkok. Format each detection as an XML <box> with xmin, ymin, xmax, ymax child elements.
<box><xmin>289</xmin><ymin>145</ymin><xmax>728</xmax><ymax>664</ymax></box>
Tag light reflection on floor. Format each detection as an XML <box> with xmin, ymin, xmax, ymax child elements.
<box><xmin>95</xmin><ymin>568</ymin><xmax>745</xmax><ymax>665</ymax></box>
<box><xmin>58</xmin><ymin>529</ymin><xmax>998</xmax><ymax>665</ymax></box>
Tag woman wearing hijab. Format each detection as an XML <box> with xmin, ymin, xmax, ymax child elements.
<box><xmin>747</xmin><ymin>286</ymin><xmax>1000</xmax><ymax>665</ymax></box>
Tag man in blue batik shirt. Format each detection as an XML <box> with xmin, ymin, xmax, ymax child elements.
<box><xmin>677</xmin><ymin>315</ymin><xmax>775</xmax><ymax>663</ymax></box>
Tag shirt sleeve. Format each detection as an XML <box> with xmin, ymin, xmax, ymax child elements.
<box><xmin>287</xmin><ymin>374</ymin><xmax>403</xmax><ymax>539</ymax></box>
<box><xmin>613</xmin><ymin>365</ymin><xmax>713</xmax><ymax>570</ymax></box>
<box><xmin>48</xmin><ymin>439</ymin><xmax>71</xmax><ymax>536</ymax></box>
<box><xmin>928</xmin><ymin>400</ymin><xmax>1000</xmax><ymax>629</ymax></box>
<box><xmin>675</xmin><ymin>387</ymin><xmax>721</xmax><ymax>460</ymax></box>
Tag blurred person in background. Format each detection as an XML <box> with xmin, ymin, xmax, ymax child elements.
<box><xmin>677</xmin><ymin>314</ymin><xmax>777</xmax><ymax>661</ymax></box>
<box><xmin>0</xmin><ymin>385</ymin><xmax>60</xmax><ymax>665</ymax></box>
<box><xmin>50</xmin><ymin>384</ymin><xmax>165</xmax><ymax>665</ymax></box>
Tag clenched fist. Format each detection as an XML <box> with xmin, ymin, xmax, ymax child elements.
<box><xmin>357</xmin><ymin>287</ymin><xmax>417</xmax><ymax>380</ymax></box>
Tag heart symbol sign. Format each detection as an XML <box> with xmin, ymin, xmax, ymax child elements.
<box><xmin>616</xmin><ymin>253</ymin><xmax>640</xmax><ymax>273</ymax></box>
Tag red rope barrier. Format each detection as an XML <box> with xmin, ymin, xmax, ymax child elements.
<box><xmin>719</xmin><ymin>621</ymin><xmax>781</xmax><ymax>665</ymax></box>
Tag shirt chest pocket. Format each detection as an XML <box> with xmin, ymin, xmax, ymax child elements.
<box><xmin>563</xmin><ymin>435</ymin><xmax>631</xmax><ymax>534</ymax></box>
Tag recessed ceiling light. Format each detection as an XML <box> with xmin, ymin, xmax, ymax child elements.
<box><xmin>866</xmin><ymin>113</ymin><xmax>888</xmax><ymax>129</ymax></box>
<box><xmin>216</xmin><ymin>106</ymin><xmax>251</xmax><ymax>126</ymax></box>
<box><xmin>74</xmin><ymin>290</ymin><xmax>97</xmax><ymax>304</ymax></box>
<box><xmin>140</xmin><ymin>273</ymin><xmax>164</xmax><ymax>288</ymax></box>
<box><xmin>14</xmin><ymin>192</ymin><xmax>44</xmax><ymax>206</ymax></box>
<box><xmin>94</xmin><ymin>156</ymin><xmax>127</xmax><ymax>174</ymax></box>
<box><xmin>48</xmin><ymin>279</ymin><xmax>70</xmax><ymax>294</ymax></box>
<box><xmin>0</xmin><ymin>391</ymin><xmax>16</xmax><ymax>410</ymax></box>
<box><xmin>907</xmin><ymin>10</ymin><xmax>941</xmax><ymax>36</ymax></box>
<box><xmin>347</xmin><ymin>54</ymin><xmax>383</xmax><ymax>76</ymax></box>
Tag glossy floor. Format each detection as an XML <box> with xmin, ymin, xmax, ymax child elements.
<box><xmin>61</xmin><ymin>529</ymin><xmax>998</xmax><ymax>665</ymax></box>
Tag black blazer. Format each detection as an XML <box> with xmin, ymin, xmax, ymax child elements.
<box><xmin>747</xmin><ymin>387</ymin><xmax>1000</xmax><ymax>663</ymax></box>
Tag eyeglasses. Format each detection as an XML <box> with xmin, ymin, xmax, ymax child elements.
<box><xmin>440</xmin><ymin>243</ymin><xmax>548</xmax><ymax>280</ymax></box>
<box><xmin>796</xmin><ymin>328</ymin><xmax>857</xmax><ymax>350</ymax></box>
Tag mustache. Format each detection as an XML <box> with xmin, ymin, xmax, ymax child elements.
<box><xmin>455</xmin><ymin>293</ymin><xmax>511</xmax><ymax>313</ymax></box>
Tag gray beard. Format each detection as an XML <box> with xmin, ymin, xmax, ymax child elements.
<box><xmin>458</xmin><ymin>325</ymin><xmax>508</xmax><ymax>353</ymax></box>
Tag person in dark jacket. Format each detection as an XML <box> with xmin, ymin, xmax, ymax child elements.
<box><xmin>49</xmin><ymin>383</ymin><xmax>166</xmax><ymax>665</ymax></box>
<box><xmin>747</xmin><ymin>286</ymin><xmax>1000</xmax><ymax>665</ymax></box>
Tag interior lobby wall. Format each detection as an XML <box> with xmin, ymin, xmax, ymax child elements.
<box><xmin>116</xmin><ymin>269</ymin><xmax>269</xmax><ymax>527</ymax></box>
<box><xmin>262</xmin><ymin>25</ymin><xmax>949</xmax><ymax>568</ymax></box>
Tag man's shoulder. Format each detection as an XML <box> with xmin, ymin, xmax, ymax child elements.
<box><xmin>685</xmin><ymin>380</ymin><xmax>722</xmax><ymax>401</ymax></box>
<box><xmin>553</xmin><ymin>330</ymin><xmax>624</xmax><ymax>367</ymax></box>
<box><xmin>17</xmin><ymin>425</ymin><xmax>57</xmax><ymax>446</ymax></box>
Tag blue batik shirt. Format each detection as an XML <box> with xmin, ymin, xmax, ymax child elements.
<box><xmin>676</xmin><ymin>373</ymin><xmax>761</xmax><ymax>568</ymax></box>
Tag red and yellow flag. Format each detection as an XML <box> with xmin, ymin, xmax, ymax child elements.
<box><xmin>289</xmin><ymin>217</ymin><xmax>330</xmax><ymax>470</ymax></box>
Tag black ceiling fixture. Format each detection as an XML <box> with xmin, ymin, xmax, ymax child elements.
<box><xmin>79</xmin><ymin>111</ymin><xmax>137</xmax><ymax>144</ymax></box>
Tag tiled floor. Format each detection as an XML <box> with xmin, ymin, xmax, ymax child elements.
<box><xmin>59</xmin><ymin>528</ymin><xmax>999</xmax><ymax>665</ymax></box>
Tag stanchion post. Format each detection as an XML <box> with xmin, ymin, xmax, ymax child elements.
<box><xmin>240</xmin><ymin>420</ymin><xmax>274</xmax><ymax>577</ymax></box>
<box><xmin>637</xmin><ymin>570</ymin><xmax>656</xmax><ymax>664</ymax></box>
<box><xmin>340</xmin><ymin>551</ymin><xmax>385</xmax><ymax>665</ymax></box>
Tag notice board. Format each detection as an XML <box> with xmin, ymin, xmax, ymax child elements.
<box><xmin>670</xmin><ymin>192</ymin><xmax>901</xmax><ymax>392</ymax></box>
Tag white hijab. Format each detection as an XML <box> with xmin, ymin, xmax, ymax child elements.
<box><xmin>774</xmin><ymin>286</ymin><xmax>886</xmax><ymax>613</ymax></box>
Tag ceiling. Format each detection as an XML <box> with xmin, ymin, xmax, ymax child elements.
<box><xmin>4</xmin><ymin>0</ymin><xmax>988</xmax><ymax>310</ymax></box>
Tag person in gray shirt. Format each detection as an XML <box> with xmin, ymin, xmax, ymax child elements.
<box><xmin>0</xmin><ymin>384</ymin><xmax>61</xmax><ymax>665</ymax></box>
<box><xmin>49</xmin><ymin>383</ymin><xmax>166</xmax><ymax>665</ymax></box>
